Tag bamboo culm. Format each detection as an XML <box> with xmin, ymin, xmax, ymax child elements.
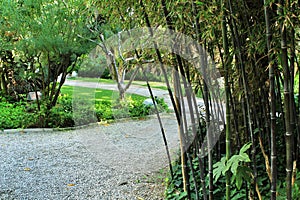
<box><xmin>263</xmin><ymin>1</ymin><xmax>277</xmax><ymax>199</ymax></box>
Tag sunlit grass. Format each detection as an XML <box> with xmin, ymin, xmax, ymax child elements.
<box><xmin>69</xmin><ymin>77</ymin><xmax>169</xmax><ymax>90</ymax></box>
<box><xmin>61</xmin><ymin>85</ymin><xmax>147</xmax><ymax>103</ymax></box>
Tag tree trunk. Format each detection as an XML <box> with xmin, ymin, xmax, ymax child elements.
<box><xmin>0</xmin><ymin>72</ymin><xmax>8</xmax><ymax>95</ymax></box>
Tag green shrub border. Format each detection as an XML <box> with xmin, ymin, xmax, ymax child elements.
<box><xmin>0</xmin><ymin>94</ymin><xmax>169</xmax><ymax>130</ymax></box>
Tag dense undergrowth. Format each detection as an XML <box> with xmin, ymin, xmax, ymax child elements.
<box><xmin>164</xmin><ymin>115</ymin><xmax>300</xmax><ymax>199</ymax></box>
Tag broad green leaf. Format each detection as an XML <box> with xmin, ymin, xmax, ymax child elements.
<box><xmin>213</xmin><ymin>157</ymin><xmax>227</xmax><ymax>181</ymax></box>
<box><xmin>238</xmin><ymin>166</ymin><xmax>252</xmax><ymax>183</ymax></box>
<box><xmin>239</xmin><ymin>153</ymin><xmax>251</xmax><ymax>162</ymax></box>
<box><xmin>229</xmin><ymin>156</ymin><xmax>240</xmax><ymax>174</ymax></box>
<box><xmin>239</xmin><ymin>142</ymin><xmax>252</xmax><ymax>155</ymax></box>
<box><xmin>235</xmin><ymin>169</ymin><xmax>243</xmax><ymax>189</ymax></box>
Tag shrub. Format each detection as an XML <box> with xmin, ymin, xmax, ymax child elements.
<box><xmin>95</xmin><ymin>101</ymin><xmax>113</xmax><ymax>121</ymax></box>
<box><xmin>0</xmin><ymin>101</ymin><xmax>36</xmax><ymax>129</ymax></box>
<box><xmin>129</xmin><ymin>99</ymin><xmax>152</xmax><ymax>118</ymax></box>
<box><xmin>0</xmin><ymin>93</ymin><xmax>169</xmax><ymax>129</ymax></box>
<box><xmin>69</xmin><ymin>97</ymin><xmax>97</xmax><ymax>126</ymax></box>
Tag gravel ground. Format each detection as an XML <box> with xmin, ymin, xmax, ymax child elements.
<box><xmin>0</xmin><ymin>114</ymin><xmax>180</xmax><ymax>200</ymax></box>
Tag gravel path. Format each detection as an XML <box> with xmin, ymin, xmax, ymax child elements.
<box><xmin>0</xmin><ymin>80</ymin><xmax>208</xmax><ymax>199</ymax></box>
<box><xmin>0</xmin><ymin>114</ymin><xmax>180</xmax><ymax>199</ymax></box>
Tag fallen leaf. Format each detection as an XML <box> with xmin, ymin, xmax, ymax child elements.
<box><xmin>67</xmin><ymin>183</ymin><xmax>75</xmax><ymax>187</ymax></box>
<box><xmin>98</xmin><ymin>121</ymin><xmax>110</xmax><ymax>126</ymax></box>
<box><xmin>28</xmin><ymin>157</ymin><xmax>34</xmax><ymax>160</ymax></box>
<box><xmin>24</xmin><ymin>167</ymin><xmax>31</xmax><ymax>171</ymax></box>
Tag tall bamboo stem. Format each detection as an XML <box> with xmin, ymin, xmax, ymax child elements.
<box><xmin>263</xmin><ymin>1</ymin><xmax>277</xmax><ymax>199</ymax></box>
<box><xmin>227</xmin><ymin>0</ymin><xmax>258</xmax><ymax>197</ymax></box>
<box><xmin>279</xmin><ymin>1</ymin><xmax>293</xmax><ymax>199</ymax></box>
<box><xmin>221</xmin><ymin>0</ymin><xmax>231</xmax><ymax>199</ymax></box>
<box><xmin>192</xmin><ymin>0</ymin><xmax>209</xmax><ymax>200</ymax></box>
<box><xmin>173</xmin><ymin>67</ymin><xmax>191</xmax><ymax>198</ymax></box>
<box><xmin>142</xmin><ymin>66</ymin><xmax>174</xmax><ymax>179</ymax></box>
<box><xmin>139</xmin><ymin>0</ymin><xmax>191</xmax><ymax>196</ymax></box>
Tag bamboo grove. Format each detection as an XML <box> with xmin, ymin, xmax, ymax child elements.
<box><xmin>91</xmin><ymin>0</ymin><xmax>300</xmax><ymax>199</ymax></box>
<box><xmin>2</xmin><ymin>0</ymin><xmax>299</xmax><ymax>199</ymax></box>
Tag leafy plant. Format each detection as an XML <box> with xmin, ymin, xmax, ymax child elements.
<box><xmin>95</xmin><ymin>101</ymin><xmax>113</xmax><ymax>120</ymax></box>
<box><xmin>276</xmin><ymin>171</ymin><xmax>300</xmax><ymax>200</ymax></box>
<box><xmin>0</xmin><ymin>101</ymin><xmax>37</xmax><ymax>129</ymax></box>
<box><xmin>213</xmin><ymin>143</ymin><xmax>252</xmax><ymax>190</ymax></box>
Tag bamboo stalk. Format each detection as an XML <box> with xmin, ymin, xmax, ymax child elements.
<box><xmin>141</xmin><ymin>65</ymin><xmax>174</xmax><ymax>179</ymax></box>
<box><xmin>263</xmin><ymin>1</ymin><xmax>277</xmax><ymax>199</ymax></box>
<box><xmin>177</xmin><ymin>53</ymin><xmax>201</xmax><ymax>199</ymax></box>
<box><xmin>159</xmin><ymin>0</ymin><xmax>192</xmax><ymax>196</ymax></box>
<box><xmin>139</xmin><ymin>0</ymin><xmax>192</xmax><ymax>197</ymax></box>
<box><xmin>139</xmin><ymin>0</ymin><xmax>181</xmax><ymax>125</ymax></box>
<box><xmin>190</xmin><ymin>1</ymin><xmax>212</xmax><ymax>199</ymax></box>
<box><xmin>279</xmin><ymin>1</ymin><xmax>293</xmax><ymax>199</ymax></box>
<box><xmin>227</xmin><ymin>1</ymin><xmax>258</xmax><ymax>197</ymax></box>
<box><xmin>220</xmin><ymin>0</ymin><xmax>231</xmax><ymax>198</ymax></box>
<box><xmin>173</xmin><ymin>66</ymin><xmax>191</xmax><ymax>198</ymax></box>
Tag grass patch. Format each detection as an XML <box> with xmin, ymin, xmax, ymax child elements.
<box><xmin>70</xmin><ymin>77</ymin><xmax>169</xmax><ymax>91</ymax></box>
<box><xmin>68</xmin><ymin>77</ymin><xmax>114</xmax><ymax>84</ymax></box>
<box><xmin>139</xmin><ymin>83</ymin><xmax>168</xmax><ymax>91</ymax></box>
<box><xmin>60</xmin><ymin>85</ymin><xmax>146</xmax><ymax>103</ymax></box>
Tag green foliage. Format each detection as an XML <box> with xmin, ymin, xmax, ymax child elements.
<box><xmin>0</xmin><ymin>90</ymin><xmax>169</xmax><ymax>129</ymax></box>
<box><xmin>165</xmin><ymin>161</ymin><xmax>187</xmax><ymax>199</ymax></box>
<box><xmin>0</xmin><ymin>0</ymin><xmax>95</xmax><ymax>107</ymax></box>
<box><xmin>0</xmin><ymin>101</ymin><xmax>34</xmax><ymax>129</ymax></box>
<box><xmin>164</xmin><ymin>143</ymin><xmax>252</xmax><ymax>200</ymax></box>
<box><xmin>110</xmin><ymin>96</ymin><xmax>168</xmax><ymax>119</ymax></box>
<box><xmin>95</xmin><ymin>101</ymin><xmax>113</xmax><ymax>120</ymax></box>
<box><xmin>46</xmin><ymin>95</ymin><xmax>74</xmax><ymax>128</ymax></box>
<box><xmin>213</xmin><ymin>143</ymin><xmax>252</xmax><ymax>190</ymax></box>
<box><xmin>78</xmin><ymin>54</ymin><xmax>111</xmax><ymax>78</ymax></box>
<box><xmin>127</xmin><ymin>98</ymin><xmax>150</xmax><ymax>118</ymax></box>
<box><xmin>72</xmin><ymin>97</ymin><xmax>97</xmax><ymax>126</ymax></box>
<box><xmin>276</xmin><ymin>171</ymin><xmax>300</xmax><ymax>200</ymax></box>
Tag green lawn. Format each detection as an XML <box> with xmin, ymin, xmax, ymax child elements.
<box><xmin>67</xmin><ymin>77</ymin><xmax>204</xmax><ymax>98</ymax></box>
<box><xmin>61</xmin><ymin>85</ymin><xmax>147</xmax><ymax>103</ymax></box>
<box><xmin>70</xmin><ymin>77</ymin><xmax>169</xmax><ymax>91</ymax></box>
